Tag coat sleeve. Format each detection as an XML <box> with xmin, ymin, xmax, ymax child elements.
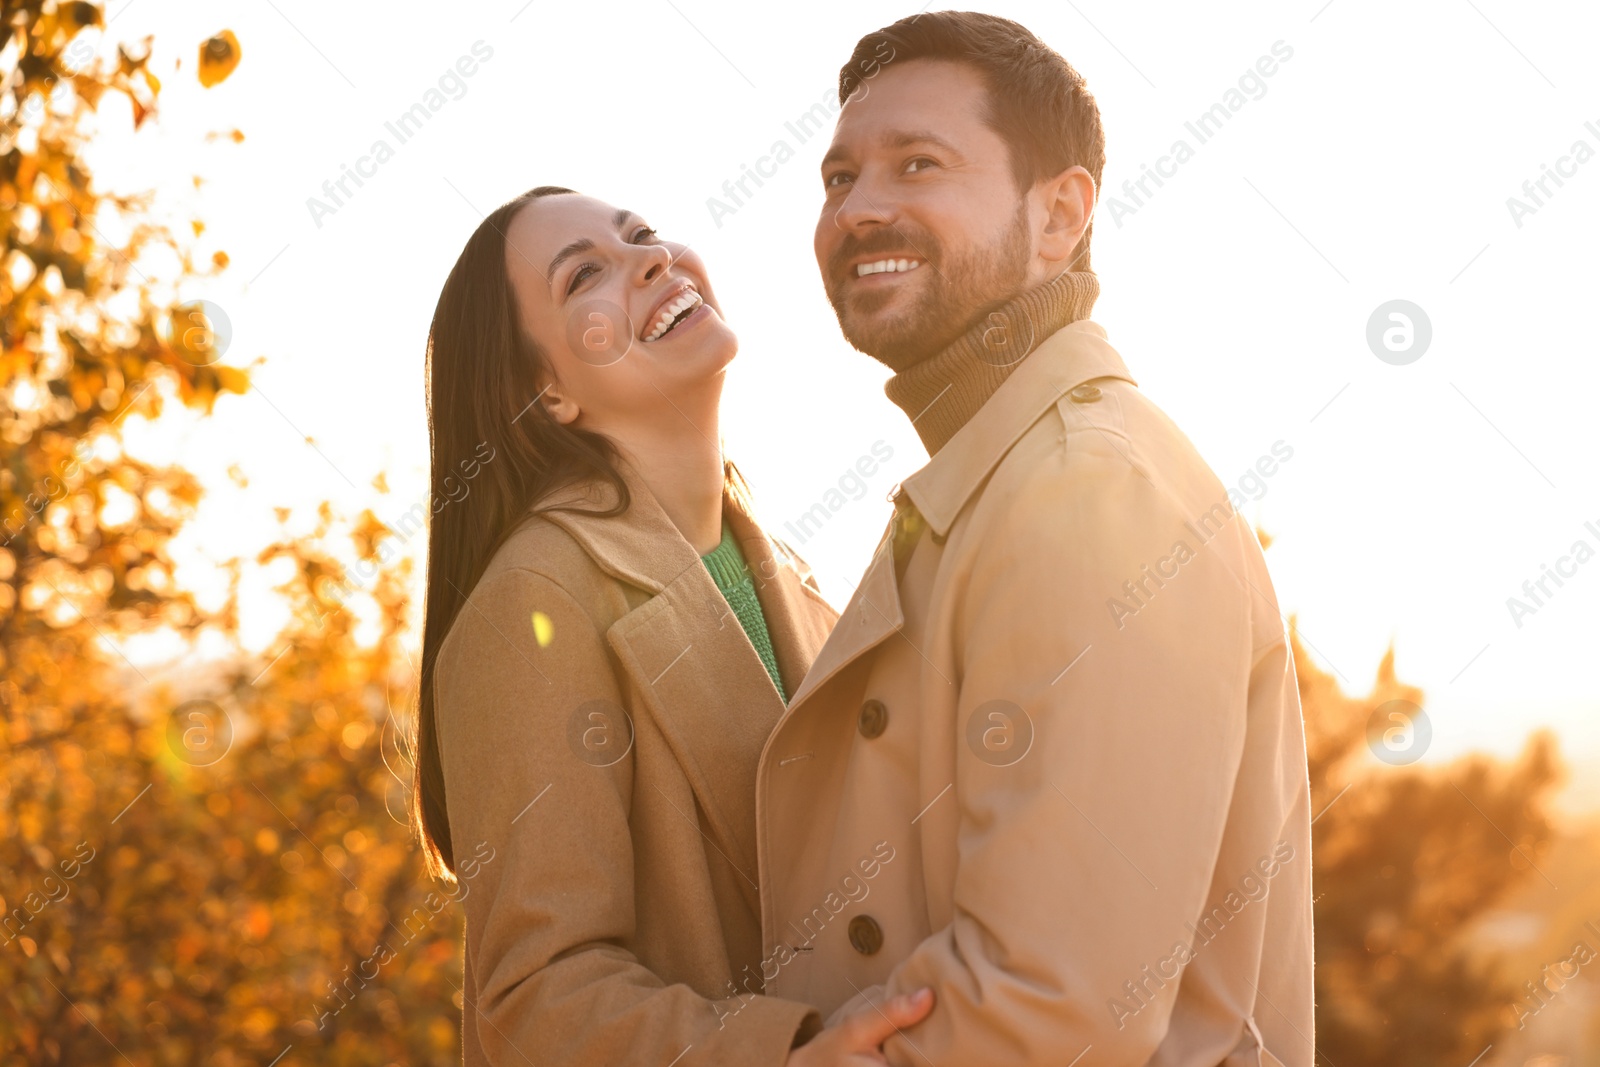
<box><xmin>877</xmin><ymin>423</ymin><xmax>1274</xmax><ymax>1064</ymax></box>
<box><xmin>434</xmin><ymin>566</ymin><xmax>819</xmax><ymax>1066</ymax></box>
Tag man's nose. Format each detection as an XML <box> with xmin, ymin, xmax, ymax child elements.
<box><xmin>828</xmin><ymin>180</ymin><xmax>899</xmax><ymax>235</ymax></box>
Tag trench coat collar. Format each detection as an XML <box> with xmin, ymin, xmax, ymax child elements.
<box><xmin>532</xmin><ymin>461</ymin><xmax>835</xmax><ymax>915</ymax></box>
<box><xmin>899</xmin><ymin>319</ymin><xmax>1137</xmax><ymax>539</ymax></box>
<box><xmin>530</xmin><ymin>462</ymin><xmax>832</xmax><ymax>655</ymax></box>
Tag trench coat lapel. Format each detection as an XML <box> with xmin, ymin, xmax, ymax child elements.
<box><xmin>536</xmin><ymin>466</ymin><xmax>834</xmax><ymax>918</ymax></box>
<box><xmin>723</xmin><ymin>500</ymin><xmax>839</xmax><ymax>698</ymax></box>
<box><xmin>781</xmin><ymin>523</ymin><xmax>904</xmax><ymax>710</ymax></box>
<box><xmin>772</xmin><ymin>321</ymin><xmax>1134</xmax><ymax>721</ymax></box>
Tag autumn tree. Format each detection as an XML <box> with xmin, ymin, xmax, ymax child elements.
<box><xmin>1299</xmin><ymin>629</ymin><xmax>1563</xmax><ymax>1065</ymax></box>
<box><xmin>2</xmin><ymin>5</ymin><xmax>464</xmax><ymax>1063</ymax></box>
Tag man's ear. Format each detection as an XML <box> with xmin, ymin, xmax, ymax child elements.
<box><xmin>536</xmin><ymin>381</ymin><xmax>581</xmax><ymax>426</ymax></box>
<box><xmin>1037</xmin><ymin>165</ymin><xmax>1097</xmax><ymax>269</ymax></box>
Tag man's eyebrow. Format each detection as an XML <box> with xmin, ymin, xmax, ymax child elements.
<box><xmin>820</xmin><ymin>130</ymin><xmax>963</xmax><ymax>174</ymax></box>
<box><xmin>546</xmin><ymin>209</ymin><xmax>638</xmax><ymax>282</ymax></box>
<box><xmin>884</xmin><ymin>129</ymin><xmax>961</xmax><ymax>156</ymax></box>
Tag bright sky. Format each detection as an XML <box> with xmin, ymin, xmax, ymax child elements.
<box><xmin>82</xmin><ymin>0</ymin><xmax>1599</xmax><ymax>805</ymax></box>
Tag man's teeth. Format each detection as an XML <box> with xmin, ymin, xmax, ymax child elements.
<box><xmin>644</xmin><ymin>291</ymin><xmax>703</xmax><ymax>341</ymax></box>
<box><xmin>856</xmin><ymin>258</ymin><xmax>922</xmax><ymax>277</ymax></box>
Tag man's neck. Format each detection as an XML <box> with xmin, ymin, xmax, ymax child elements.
<box><xmin>884</xmin><ymin>270</ymin><xmax>1100</xmax><ymax>456</ymax></box>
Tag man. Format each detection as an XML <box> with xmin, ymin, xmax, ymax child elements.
<box><xmin>756</xmin><ymin>12</ymin><xmax>1314</xmax><ymax>1065</ymax></box>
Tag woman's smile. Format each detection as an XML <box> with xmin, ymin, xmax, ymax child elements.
<box><xmin>640</xmin><ymin>284</ymin><xmax>707</xmax><ymax>342</ymax></box>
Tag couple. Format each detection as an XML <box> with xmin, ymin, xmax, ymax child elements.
<box><xmin>413</xmin><ymin>11</ymin><xmax>1314</xmax><ymax>1066</ymax></box>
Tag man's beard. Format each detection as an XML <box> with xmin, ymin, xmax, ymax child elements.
<box><xmin>823</xmin><ymin>203</ymin><xmax>1032</xmax><ymax>373</ymax></box>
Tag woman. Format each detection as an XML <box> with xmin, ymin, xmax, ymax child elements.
<box><xmin>410</xmin><ymin>186</ymin><xmax>932</xmax><ymax>1065</ymax></box>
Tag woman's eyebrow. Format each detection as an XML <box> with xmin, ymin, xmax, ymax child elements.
<box><xmin>546</xmin><ymin>209</ymin><xmax>640</xmax><ymax>281</ymax></box>
<box><xmin>547</xmin><ymin>238</ymin><xmax>594</xmax><ymax>281</ymax></box>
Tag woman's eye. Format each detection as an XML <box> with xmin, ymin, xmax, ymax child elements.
<box><xmin>565</xmin><ymin>264</ymin><xmax>597</xmax><ymax>296</ymax></box>
<box><xmin>565</xmin><ymin>228</ymin><xmax>656</xmax><ymax>295</ymax></box>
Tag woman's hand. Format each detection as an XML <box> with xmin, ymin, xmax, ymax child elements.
<box><xmin>785</xmin><ymin>987</ymin><xmax>934</xmax><ymax>1066</ymax></box>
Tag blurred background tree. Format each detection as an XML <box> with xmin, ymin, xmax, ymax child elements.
<box><xmin>0</xmin><ymin>2</ymin><xmax>1577</xmax><ymax>1065</ymax></box>
<box><xmin>2</xmin><ymin>3</ymin><xmax>462</xmax><ymax>1063</ymax></box>
<box><xmin>1299</xmin><ymin>628</ymin><xmax>1564</xmax><ymax>1066</ymax></box>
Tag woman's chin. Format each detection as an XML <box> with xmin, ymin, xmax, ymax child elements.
<box><xmin>647</xmin><ymin>315</ymin><xmax>737</xmax><ymax>372</ymax></box>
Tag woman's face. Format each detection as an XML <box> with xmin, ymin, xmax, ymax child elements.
<box><xmin>503</xmin><ymin>193</ymin><xmax>736</xmax><ymax>434</ymax></box>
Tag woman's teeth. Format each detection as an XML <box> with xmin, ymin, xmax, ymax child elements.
<box><xmin>644</xmin><ymin>291</ymin><xmax>703</xmax><ymax>342</ymax></box>
<box><xmin>856</xmin><ymin>258</ymin><xmax>922</xmax><ymax>277</ymax></box>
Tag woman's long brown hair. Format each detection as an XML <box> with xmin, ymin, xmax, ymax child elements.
<box><xmin>412</xmin><ymin>185</ymin><xmax>749</xmax><ymax>880</ymax></box>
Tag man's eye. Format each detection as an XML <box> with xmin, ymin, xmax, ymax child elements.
<box><xmin>565</xmin><ymin>264</ymin><xmax>597</xmax><ymax>295</ymax></box>
<box><xmin>904</xmin><ymin>157</ymin><xmax>938</xmax><ymax>174</ymax></box>
<box><xmin>824</xmin><ymin>172</ymin><xmax>854</xmax><ymax>190</ymax></box>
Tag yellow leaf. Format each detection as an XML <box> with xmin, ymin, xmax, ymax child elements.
<box><xmin>213</xmin><ymin>365</ymin><xmax>249</xmax><ymax>396</ymax></box>
<box><xmin>198</xmin><ymin>30</ymin><xmax>241</xmax><ymax>88</ymax></box>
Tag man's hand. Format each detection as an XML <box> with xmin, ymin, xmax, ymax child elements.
<box><xmin>785</xmin><ymin>988</ymin><xmax>933</xmax><ymax>1066</ymax></box>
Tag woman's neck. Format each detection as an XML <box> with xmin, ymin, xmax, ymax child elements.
<box><xmin>611</xmin><ymin>404</ymin><xmax>725</xmax><ymax>555</ymax></box>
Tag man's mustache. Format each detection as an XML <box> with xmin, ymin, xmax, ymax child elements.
<box><xmin>827</xmin><ymin>230</ymin><xmax>940</xmax><ymax>284</ymax></box>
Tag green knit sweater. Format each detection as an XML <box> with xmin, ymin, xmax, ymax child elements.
<box><xmin>700</xmin><ymin>523</ymin><xmax>785</xmax><ymax>699</ymax></box>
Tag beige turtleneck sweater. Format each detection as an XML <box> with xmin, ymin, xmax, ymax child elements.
<box><xmin>885</xmin><ymin>270</ymin><xmax>1100</xmax><ymax>455</ymax></box>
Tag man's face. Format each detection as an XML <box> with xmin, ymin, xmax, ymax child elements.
<box><xmin>815</xmin><ymin>59</ymin><xmax>1035</xmax><ymax>369</ymax></box>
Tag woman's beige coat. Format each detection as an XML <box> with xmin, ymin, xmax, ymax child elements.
<box><xmin>434</xmin><ymin>466</ymin><xmax>837</xmax><ymax>1065</ymax></box>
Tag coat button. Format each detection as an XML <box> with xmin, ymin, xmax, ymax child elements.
<box><xmin>1069</xmin><ymin>383</ymin><xmax>1102</xmax><ymax>403</ymax></box>
<box><xmin>858</xmin><ymin>699</ymin><xmax>888</xmax><ymax>739</ymax></box>
<box><xmin>848</xmin><ymin>915</ymin><xmax>883</xmax><ymax>955</ymax></box>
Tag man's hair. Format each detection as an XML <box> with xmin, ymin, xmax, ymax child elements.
<box><xmin>838</xmin><ymin>11</ymin><xmax>1106</xmax><ymax>270</ymax></box>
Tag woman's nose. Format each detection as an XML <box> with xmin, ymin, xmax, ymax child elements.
<box><xmin>636</xmin><ymin>242</ymin><xmax>675</xmax><ymax>283</ymax></box>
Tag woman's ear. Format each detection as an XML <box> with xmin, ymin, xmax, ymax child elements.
<box><xmin>536</xmin><ymin>381</ymin><xmax>581</xmax><ymax>426</ymax></box>
<box><xmin>1038</xmin><ymin>165</ymin><xmax>1097</xmax><ymax>269</ymax></box>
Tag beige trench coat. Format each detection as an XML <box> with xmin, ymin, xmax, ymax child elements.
<box><xmin>434</xmin><ymin>464</ymin><xmax>837</xmax><ymax>1065</ymax></box>
<box><xmin>755</xmin><ymin>320</ymin><xmax>1316</xmax><ymax>1066</ymax></box>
